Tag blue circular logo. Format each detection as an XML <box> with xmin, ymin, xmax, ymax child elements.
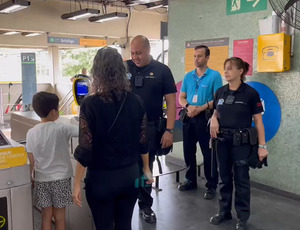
<box><xmin>247</xmin><ymin>81</ymin><xmax>281</xmax><ymax>142</ymax></box>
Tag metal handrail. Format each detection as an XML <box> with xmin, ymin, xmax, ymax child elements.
<box><xmin>59</xmin><ymin>89</ymin><xmax>73</xmax><ymax>108</ymax></box>
<box><xmin>60</xmin><ymin>93</ymin><xmax>74</xmax><ymax>115</ymax></box>
<box><xmin>59</xmin><ymin>89</ymin><xmax>73</xmax><ymax>112</ymax></box>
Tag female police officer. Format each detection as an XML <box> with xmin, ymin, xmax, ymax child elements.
<box><xmin>209</xmin><ymin>57</ymin><xmax>268</xmax><ymax>230</ymax></box>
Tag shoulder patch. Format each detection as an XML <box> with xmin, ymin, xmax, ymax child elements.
<box><xmin>217</xmin><ymin>98</ymin><xmax>224</xmax><ymax>105</ymax></box>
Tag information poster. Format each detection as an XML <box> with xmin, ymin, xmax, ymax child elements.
<box><xmin>233</xmin><ymin>39</ymin><xmax>254</xmax><ymax>76</ymax></box>
<box><xmin>185</xmin><ymin>38</ymin><xmax>229</xmax><ymax>74</ymax></box>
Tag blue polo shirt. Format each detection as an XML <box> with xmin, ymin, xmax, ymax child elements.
<box><xmin>181</xmin><ymin>68</ymin><xmax>222</xmax><ymax>106</ymax></box>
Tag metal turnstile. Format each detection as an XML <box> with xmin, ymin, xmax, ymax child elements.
<box><xmin>0</xmin><ymin>131</ymin><xmax>33</xmax><ymax>230</ymax></box>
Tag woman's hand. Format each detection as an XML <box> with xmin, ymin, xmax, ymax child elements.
<box><xmin>72</xmin><ymin>183</ymin><xmax>82</xmax><ymax>207</ymax></box>
<box><xmin>143</xmin><ymin>167</ymin><xmax>154</xmax><ymax>184</ymax></box>
<box><xmin>258</xmin><ymin>147</ymin><xmax>268</xmax><ymax>162</ymax></box>
<box><xmin>210</xmin><ymin>116</ymin><xmax>219</xmax><ymax>138</ymax></box>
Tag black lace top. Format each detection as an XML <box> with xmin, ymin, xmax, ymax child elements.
<box><xmin>74</xmin><ymin>92</ymin><xmax>148</xmax><ymax>170</ymax></box>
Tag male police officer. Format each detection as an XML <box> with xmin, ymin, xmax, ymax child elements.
<box><xmin>178</xmin><ymin>45</ymin><xmax>222</xmax><ymax>199</ymax></box>
<box><xmin>126</xmin><ymin>35</ymin><xmax>177</xmax><ymax>223</ymax></box>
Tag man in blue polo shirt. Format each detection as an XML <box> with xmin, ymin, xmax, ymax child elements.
<box><xmin>178</xmin><ymin>45</ymin><xmax>222</xmax><ymax>199</ymax></box>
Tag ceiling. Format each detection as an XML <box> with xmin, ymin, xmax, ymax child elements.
<box><xmin>60</xmin><ymin>0</ymin><xmax>166</xmax><ymax>7</ymax></box>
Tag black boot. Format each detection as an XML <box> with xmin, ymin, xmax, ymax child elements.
<box><xmin>139</xmin><ymin>208</ymin><xmax>157</xmax><ymax>223</ymax></box>
<box><xmin>210</xmin><ymin>212</ymin><xmax>232</xmax><ymax>225</ymax></box>
<box><xmin>235</xmin><ymin>219</ymin><xmax>247</xmax><ymax>230</ymax></box>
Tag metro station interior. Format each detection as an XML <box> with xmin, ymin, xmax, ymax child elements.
<box><xmin>1</xmin><ymin>0</ymin><xmax>300</xmax><ymax>230</ymax></box>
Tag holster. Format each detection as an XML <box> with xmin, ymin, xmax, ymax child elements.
<box><xmin>246</xmin><ymin>127</ymin><xmax>259</xmax><ymax>168</ymax></box>
<box><xmin>246</xmin><ymin>127</ymin><xmax>258</xmax><ymax>145</ymax></box>
<box><xmin>248</xmin><ymin>144</ymin><xmax>259</xmax><ymax>169</ymax></box>
<box><xmin>205</xmin><ymin>108</ymin><xmax>214</xmax><ymax>121</ymax></box>
<box><xmin>179</xmin><ymin>108</ymin><xmax>189</xmax><ymax>123</ymax></box>
<box><xmin>246</xmin><ymin>127</ymin><xmax>268</xmax><ymax>169</ymax></box>
<box><xmin>157</xmin><ymin>117</ymin><xmax>167</xmax><ymax>133</ymax></box>
<box><xmin>149</xmin><ymin>117</ymin><xmax>170</xmax><ymax>174</ymax></box>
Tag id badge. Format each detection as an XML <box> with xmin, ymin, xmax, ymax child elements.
<box><xmin>192</xmin><ymin>95</ymin><xmax>198</xmax><ymax>103</ymax></box>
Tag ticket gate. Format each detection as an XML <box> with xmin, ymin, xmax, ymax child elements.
<box><xmin>0</xmin><ymin>130</ymin><xmax>33</xmax><ymax>230</ymax></box>
<box><xmin>73</xmin><ymin>77</ymin><xmax>89</xmax><ymax>106</ymax></box>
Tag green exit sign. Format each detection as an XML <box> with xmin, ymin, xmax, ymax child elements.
<box><xmin>227</xmin><ymin>0</ymin><xmax>267</xmax><ymax>15</ymax></box>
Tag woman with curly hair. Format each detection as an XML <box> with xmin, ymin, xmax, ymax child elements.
<box><xmin>72</xmin><ymin>47</ymin><xmax>153</xmax><ymax>230</ymax></box>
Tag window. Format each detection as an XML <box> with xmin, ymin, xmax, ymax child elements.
<box><xmin>150</xmin><ymin>39</ymin><xmax>169</xmax><ymax>65</ymax></box>
<box><xmin>58</xmin><ymin>46</ymin><xmax>121</xmax><ymax>79</ymax></box>
<box><xmin>0</xmin><ymin>48</ymin><xmax>50</xmax><ymax>83</ymax></box>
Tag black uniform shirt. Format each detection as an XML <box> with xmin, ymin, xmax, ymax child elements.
<box><xmin>213</xmin><ymin>82</ymin><xmax>264</xmax><ymax>129</ymax></box>
<box><xmin>126</xmin><ymin>59</ymin><xmax>177</xmax><ymax>122</ymax></box>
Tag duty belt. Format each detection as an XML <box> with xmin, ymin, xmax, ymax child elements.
<box><xmin>219</xmin><ymin>128</ymin><xmax>248</xmax><ymax>135</ymax></box>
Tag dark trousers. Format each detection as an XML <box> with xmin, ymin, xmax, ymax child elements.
<box><xmin>138</xmin><ymin>124</ymin><xmax>160</xmax><ymax>210</ymax></box>
<box><xmin>216</xmin><ymin>134</ymin><xmax>251</xmax><ymax>221</ymax></box>
<box><xmin>182</xmin><ymin>112</ymin><xmax>218</xmax><ymax>190</ymax></box>
<box><xmin>85</xmin><ymin>163</ymin><xmax>139</xmax><ymax>230</ymax></box>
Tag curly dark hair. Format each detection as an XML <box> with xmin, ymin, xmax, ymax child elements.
<box><xmin>90</xmin><ymin>47</ymin><xmax>130</xmax><ymax>102</ymax></box>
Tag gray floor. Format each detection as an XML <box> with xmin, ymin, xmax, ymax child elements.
<box><xmin>131</xmin><ymin>171</ymin><xmax>300</xmax><ymax>230</ymax></box>
<box><xmin>33</xmin><ymin>159</ymin><xmax>300</xmax><ymax>230</ymax></box>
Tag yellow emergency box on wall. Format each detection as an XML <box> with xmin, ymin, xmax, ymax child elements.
<box><xmin>257</xmin><ymin>33</ymin><xmax>291</xmax><ymax>72</ymax></box>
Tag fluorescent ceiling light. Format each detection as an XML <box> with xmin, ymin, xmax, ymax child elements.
<box><xmin>61</xmin><ymin>8</ymin><xmax>100</xmax><ymax>20</ymax></box>
<box><xmin>2</xmin><ymin>31</ymin><xmax>20</xmax><ymax>35</ymax></box>
<box><xmin>0</xmin><ymin>0</ymin><xmax>30</xmax><ymax>14</ymax></box>
<box><xmin>147</xmin><ymin>4</ymin><xmax>163</xmax><ymax>9</ymax></box>
<box><xmin>89</xmin><ymin>12</ymin><xmax>128</xmax><ymax>23</ymax></box>
<box><xmin>21</xmin><ymin>32</ymin><xmax>43</xmax><ymax>37</ymax></box>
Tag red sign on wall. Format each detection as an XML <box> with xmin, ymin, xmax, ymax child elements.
<box><xmin>233</xmin><ymin>39</ymin><xmax>254</xmax><ymax>76</ymax></box>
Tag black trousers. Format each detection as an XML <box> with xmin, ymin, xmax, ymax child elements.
<box><xmin>182</xmin><ymin>112</ymin><xmax>218</xmax><ymax>189</ymax></box>
<box><xmin>138</xmin><ymin>124</ymin><xmax>160</xmax><ymax>210</ymax></box>
<box><xmin>85</xmin><ymin>163</ymin><xmax>139</xmax><ymax>230</ymax></box>
<box><xmin>216</xmin><ymin>134</ymin><xmax>251</xmax><ymax>221</ymax></box>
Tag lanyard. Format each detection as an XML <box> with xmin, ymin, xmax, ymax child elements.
<box><xmin>193</xmin><ymin>74</ymin><xmax>205</xmax><ymax>93</ymax></box>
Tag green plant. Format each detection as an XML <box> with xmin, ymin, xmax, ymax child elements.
<box><xmin>60</xmin><ymin>48</ymin><xmax>98</xmax><ymax>78</ymax></box>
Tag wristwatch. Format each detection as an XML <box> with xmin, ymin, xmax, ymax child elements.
<box><xmin>165</xmin><ymin>128</ymin><xmax>174</xmax><ymax>134</ymax></box>
<box><xmin>185</xmin><ymin>103</ymin><xmax>190</xmax><ymax>108</ymax></box>
<box><xmin>258</xmin><ymin>144</ymin><xmax>267</xmax><ymax>149</ymax></box>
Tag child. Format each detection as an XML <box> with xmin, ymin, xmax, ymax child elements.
<box><xmin>26</xmin><ymin>91</ymin><xmax>78</xmax><ymax>230</ymax></box>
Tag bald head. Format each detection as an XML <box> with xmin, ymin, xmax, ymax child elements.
<box><xmin>131</xmin><ymin>35</ymin><xmax>150</xmax><ymax>49</ymax></box>
<box><xmin>131</xmin><ymin>35</ymin><xmax>151</xmax><ymax>67</ymax></box>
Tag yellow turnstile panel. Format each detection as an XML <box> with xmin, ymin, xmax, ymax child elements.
<box><xmin>257</xmin><ymin>33</ymin><xmax>291</xmax><ymax>72</ymax></box>
<box><xmin>0</xmin><ymin>146</ymin><xmax>27</xmax><ymax>170</ymax></box>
